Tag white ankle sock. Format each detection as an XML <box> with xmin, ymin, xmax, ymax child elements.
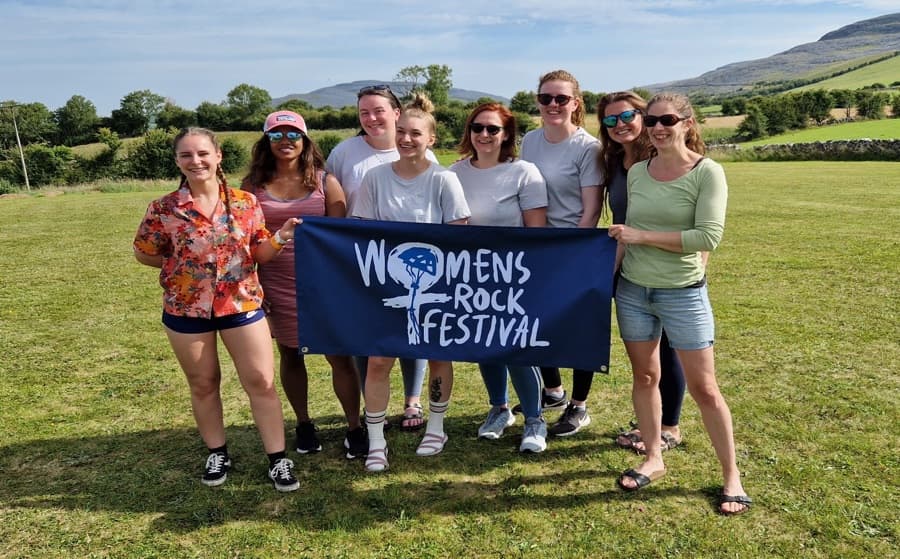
<box><xmin>426</xmin><ymin>400</ymin><xmax>449</xmax><ymax>435</ymax></box>
<box><xmin>366</xmin><ymin>409</ymin><xmax>386</xmax><ymax>448</ymax></box>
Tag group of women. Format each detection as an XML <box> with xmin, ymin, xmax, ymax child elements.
<box><xmin>133</xmin><ymin>69</ymin><xmax>751</xmax><ymax>515</ymax></box>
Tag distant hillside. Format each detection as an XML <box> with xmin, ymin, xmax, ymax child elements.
<box><xmin>273</xmin><ymin>80</ymin><xmax>508</xmax><ymax>109</ymax></box>
<box><xmin>645</xmin><ymin>12</ymin><xmax>900</xmax><ymax>96</ymax></box>
<box><xmin>792</xmin><ymin>55</ymin><xmax>900</xmax><ymax>91</ymax></box>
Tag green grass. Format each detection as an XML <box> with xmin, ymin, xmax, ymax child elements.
<box><xmin>792</xmin><ymin>54</ymin><xmax>900</xmax><ymax>92</ymax></box>
<box><xmin>741</xmin><ymin>118</ymin><xmax>900</xmax><ymax>147</ymax></box>
<box><xmin>1</xmin><ymin>162</ymin><xmax>899</xmax><ymax>558</ymax></box>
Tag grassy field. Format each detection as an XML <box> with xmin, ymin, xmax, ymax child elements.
<box><xmin>792</xmin><ymin>55</ymin><xmax>900</xmax><ymax>92</ymax></box>
<box><xmin>740</xmin><ymin>118</ymin><xmax>900</xmax><ymax>147</ymax></box>
<box><xmin>1</xmin><ymin>163</ymin><xmax>898</xmax><ymax>558</ymax></box>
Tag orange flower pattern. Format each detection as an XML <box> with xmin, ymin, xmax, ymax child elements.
<box><xmin>134</xmin><ymin>185</ymin><xmax>271</xmax><ymax>317</ymax></box>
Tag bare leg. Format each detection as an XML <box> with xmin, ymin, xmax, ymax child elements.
<box><xmin>165</xmin><ymin>328</ymin><xmax>225</xmax><ymax>448</ymax></box>
<box><xmin>326</xmin><ymin>354</ymin><xmax>362</xmax><ymax>428</ymax></box>
<box><xmin>620</xmin><ymin>339</ymin><xmax>665</xmax><ymax>489</ymax></box>
<box><xmin>276</xmin><ymin>342</ymin><xmax>309</xmax><ymax>424</ymax></box>
<box><xmin>676</xmin><ymin>347</ymin><xmax>747</xmax><ymax>512</ymax></box>
<box><xmin>220</xmin><ymin>320</ymin><xmax>285</xmax><ymax>454</ymax></box>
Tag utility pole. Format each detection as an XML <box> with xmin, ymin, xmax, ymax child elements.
<box><xmin>2</xmin><ymin>102</ymin><xmax>30</xmax><ymax>191</ymax></box>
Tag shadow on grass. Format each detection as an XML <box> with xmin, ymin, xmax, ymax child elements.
<box><xmin>0</xmin><ymin>412</ymin><xmax>703</xmax><ymax>534</ymax></box>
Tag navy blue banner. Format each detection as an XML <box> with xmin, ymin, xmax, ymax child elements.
<box><xmin>294</xmin><ymin>216</ymin><xmax>617</xmax><ymax>371</ymax></box>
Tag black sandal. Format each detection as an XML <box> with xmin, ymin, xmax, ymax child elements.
<box><xmin>718</xmin><ymin>493</ymin><xmax>753</xmax><ymax>516</ymax></box>
<box><xmin>617</xmin><ymin>468</ymin><xmax>665</xmax><ymax>492</ymax></box>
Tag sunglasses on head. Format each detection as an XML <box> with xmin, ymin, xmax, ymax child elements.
<box><xmin>644</xmin><ymin>114</ymin><xmax>687</xmax><ymax>127</ymax></box>
<box><xmin>537</xmin><ymin>93</ymin><xmax>573</xmax><ymax>106</ymax></box>
<box><xmin>602</xmin><ymin>109</ymin><xmax>641</xmax><ymax>128</ymax></box>
<box><xmin>266</xmin><ymin>131</ymin><xmax>303</xmax><ymax>142</ymax></box>
<box><xmin>358</xmin><ymin>84</ymin><xmax>392</xmax><ymax>95</ymax></box>
<box><xmin>470</xmin><ymin>123</ymin><xmax>503</xmax><ymax>135</ymax></box>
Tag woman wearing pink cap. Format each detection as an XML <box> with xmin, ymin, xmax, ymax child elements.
<box><xmin>241</xmin><ymin>110</ymin><xmax>367</xmax><ymax>461</ymax></box>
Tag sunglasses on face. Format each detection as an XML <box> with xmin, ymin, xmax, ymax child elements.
<box><xmin>644</xmin><ymin>114</ymin><xmax>687</xmax><ymax>127</ymax></box>
<box><xmin>470</xmin><ymin>123</ymin><xmax>503</xmax><ymax>135</ymax></box>
<box><xmin>266</xmin><ymin>131</ymin><xmax>303</xmax><ymax>142</ymax></box>
<box><xmin>602</xmin><ymin>109</ymin><xmax>641</xmax><ymax>128</ymax></box>
<box><xmin>537</xmin><ymin>94</ymin><xmax>573</xmax><ymax>106</ymax></box>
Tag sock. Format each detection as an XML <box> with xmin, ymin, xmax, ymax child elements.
<box><xmin>208</xmin><ymin>444</ymin><xmax>228</xmax><ymax>458</ymax></box>
<box><xmin>426</xmin><ymin>400</ymin><xmax>449</xmax><ymax>435</ymax></box>
<box><xmin>545</xmin><ymin>388</ymin><xmax>564</xmax><ymax>398</ymax></box>
<box><xmin>573</xmin><ymin>403</ymin><xmax>587</xmax><ymax>411</ymax></box>
<box><xmin>267</xmin><ymin>450</ymin><xmax>286</xmax><ymax>468</ymax></box>
<box><xmin>366</xmin><ymin>409</ymin><xmax>387</xmax><ymax>449</ymax></box>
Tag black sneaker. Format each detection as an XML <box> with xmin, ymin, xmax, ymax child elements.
<box><xmin>201</xmin><ymin>452</ymin><xmax>231</xmax><ymax>487</ymax></box>
<box><xmin>295</xmin><ymin>421</ymin><xmax>322</xmax><ymax>454</ymax></box>
<box><xmin>344</xmin><ymin>426</ymin><xmax>369</xmax><ymax>459</ymax></box>
<box><xmin>548</xmin><ymin>402</ymin><xmax>591</xmax><ymax>437</ymax></box>
<box><xmin>268</xmin><ymin>457</ymin><xmax>300</xmax><ymax>492</ymax></box>
<box><xmin>512</xmin><ymin>390</ymin><xmax>568</xmax><ymax>415</ymax></box>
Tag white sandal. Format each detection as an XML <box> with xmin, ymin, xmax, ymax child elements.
<box><xmin>365</xmin><ymin>446</ymin><xmax>389</xmax><ymax>472</ymax></box>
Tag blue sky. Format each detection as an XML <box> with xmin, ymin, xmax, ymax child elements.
<box><xmin>1</xmin><ymin>1</ymin><xmax>896</xmax><ymax>116</ymax></box>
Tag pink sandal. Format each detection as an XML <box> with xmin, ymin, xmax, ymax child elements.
<box><xmin>365</xmin><ymin>447</ymin><xmax>389</xmax><ymax>472</ymax></box>
<box><xmin>415</xmin><ymin>432</ymin><xmax>448</xmax><ymax>456</ymax></box>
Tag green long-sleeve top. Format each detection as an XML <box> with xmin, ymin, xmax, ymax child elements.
<box><xmin>622</xmin><ymin>157</ymin><xmax>728</xmax><ymax>288</ymax></box>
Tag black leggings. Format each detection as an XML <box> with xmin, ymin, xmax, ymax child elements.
<box><xmin>539</xmin><ymin>367</ymin><xmax>594</xmax><ymax>402</ymax></box>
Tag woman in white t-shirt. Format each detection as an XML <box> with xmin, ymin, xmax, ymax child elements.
<box><xmin>449</xmin><ymin>102</ymin><xmax>549</xmax><ymax>453</ymax></box>
<box><xmin>351</xmin><ymin>93</ymin><xmax>470</xmax><ymax>472</ymax></box>
<box><xmin>326</xmin><ymin>84</ymin><xmax>435</xmax><ymax>431</ymax></box>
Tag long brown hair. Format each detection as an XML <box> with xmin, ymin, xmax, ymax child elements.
<box><xmin>538</xmin><ymin>69</ymin><xmax>585</xmax><ymax>127</ymax></box>
<box><xmin>241</xmin><ymin>131</ymin><xmax>326</xmax><ymax>193</ymax></box>
<box><xmin>456</xmin><ymin>103</ymin><xmax>518</xmax><ymax>162</ymax></box>
<box><xmin>597</xmin><ymin>91</ymin><xmax>651</xmax><ymax>194</ymax></box>
<box><xmin>646</xmin><ymin>92</ymin><xmax>706</xmax><ymax>155</ymax></box>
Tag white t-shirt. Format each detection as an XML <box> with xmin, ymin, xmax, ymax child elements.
<box><xmin>350</xmin><ymin>162</ymin><xmax>471</xmax><ymax>224</ymax></box>
<box><xmin>520</xmin><ymin>127</ymin><xmax>601</xmax><ymax>228</ymax></box>
<box><xmin>326</xmin><ymin>135</ymin><xmax>438</xmax><ymax>207</ymax></box>
<box><xmin>449</xmin><ymin>159</ymin><xmax>547</xmax><ymax>227</ymax></box>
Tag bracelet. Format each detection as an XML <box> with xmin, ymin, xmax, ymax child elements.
<box><xmin>274</xmin><ymin>230</ymin><xmax>288</xmax><ymax>246</ymax></box>
<box><xmin>269</xmin><ymin>235</ymin><xmax>285</xmax><ymax>250</ymax></box>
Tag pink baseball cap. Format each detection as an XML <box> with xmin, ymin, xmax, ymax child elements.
<box><xmin>263</xmin><ymin>110</ymin><xmax>307</xmax><ymax>134</ymax></box>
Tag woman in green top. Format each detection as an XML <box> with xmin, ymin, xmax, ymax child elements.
<box><xmin>608</xmin><ymin>92</ymin><xmax>751</xmax><ymax>516</ymax></box>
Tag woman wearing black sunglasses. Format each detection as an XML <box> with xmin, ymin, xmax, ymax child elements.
<box><xmin>240</xmin><ymin>111</ymin><xmax>368</xmax><ymax>460</ymax></box>
<box><xmin>608</xmin><ymin>93</ymin><xmax>751</xmax><ymax>515</ymax></box>
<box><xmin>449</xmin><ymin>102</ymin><xmax>549</xmax><ymax>453</ymax></box>
<box><xmin>520</xmin><ymin>69</ymin><xmax>603</xmax><ymax>438</ymax></box>
<box><xmin>597</xmin><ymin>92</ymin><xmax>690</xmax><ymax>456</ymax></box>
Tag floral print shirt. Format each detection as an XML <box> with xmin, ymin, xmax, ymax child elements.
<box><xmin>134</xmin><ymin>185</ymin><xmax>271</xmax><ymax>318</ymax></box>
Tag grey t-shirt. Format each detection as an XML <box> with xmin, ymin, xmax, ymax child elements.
<box><xmin>520</xmin><ymin>127</ymin><xmax>602</xmax><ymax>228</ymax></box>
<box><xmin>448</xmin><ymin>159</ymin><xmax>547</xmax><ymax>227</ymax></box>
<box><xmin>350</xmin><ymin>162</ymin><xmax>471</xmax><ymax>224</ymax></box>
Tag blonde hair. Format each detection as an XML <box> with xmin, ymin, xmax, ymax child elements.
<box><xmin>538</xmin><ymin>69</ymin><xmax>585</xmax><ymax>127</ymax></box>
<box><xmin>402</xmin><ymin>92</ymin><xmax>436</xmax><ymax>135</ymax></box>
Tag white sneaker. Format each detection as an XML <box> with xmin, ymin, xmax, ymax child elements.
<box><xmin>520</xmin><ymin>417</ymin><xmax>548</xmax><ymax>453</ymax></box>
<box><xmin>477</xmin><ymin>406</ymin><xmax>515</xmax><ymax>440</ymax></box>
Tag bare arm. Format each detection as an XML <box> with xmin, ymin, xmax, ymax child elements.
<box><xmin>607</xmin><ymin>225</ymin><xmax>684</xmax><ymax>253</ymax></box>
<box><xmin>324</xmin><ymin>174</ymin><xmax>347</xmax><ymax>218</ymax></box>
<box><xmin>254</xmin><ymin>218</ymin><xmax>302</xmax><ymax>265</ymax></box>
<box><xmin>577</xmin><ymin>186</ymin><xmax>601</xmax><ymax>228</ymax></box>
<box><xmin>522</xmin><ymin>207</ymin><xmax>547</xmax><ymax>228</ymax></box>
<box><xmin>134</xmin><ymin>250</ymin><xmax>163</xmax><ymax>268</ymax></box>
<box><xmin>447</xmin><ymin>217</ymin><xmax>469</xmax><ymax>225</ymax></box>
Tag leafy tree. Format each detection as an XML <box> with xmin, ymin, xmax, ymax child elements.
<box><xmin>855</xmin><ymin>90</ymin><xmax>887</xmax><ymax>120</ymax></box>
<box><xmin>423</xmin><ymin>64</ymin><xmax>453</xmax><ymax>106</ymax></box>
<box><xmin>127</xmin><ymin>128</ymin><xmax>178</xmax><ymax>179</ymax></box>
<box><xmin>581</xmin><ymin>91</ymin><xmax>601</xmax><ymax>114</ymax></box>
<box><xmin>735</xmin><ymin>104</ymin><xmax>767</xmax><ymax>141</ymax></box>
<box><xmin>0</xmin><ymin>101</ymin><xmax>58</xmax><ymax>150</ymax></box>
<box><xmin>5</xmin><ymin>143</ymin><xmax>75</xmax><ymax>186</ymax></box>
<box><xmin>277</xmin><ymin>98</ymin><xmax>314</xmax><ymax>113</ymax></box>
<box><xmin>225</xmin><ymin>83</ymin><xmax>272</xmax><ymax>130</ymax></box>
<box><xmin>721</xmin><ymin>97</ymin><xmax>748</xmax><ymax>116</ymax></box>
<box><xmin>797</xmin><ymin>90</ymin><xmax>833</xmax><ymax>125</ymax></box>
<box><xmin>830</xmin><ymin>89</ymin><xmax>854</xmax><ymax>119</ymax></box>
<box><xmin>394</xmin><ymin>65</ymin><xmax>426</xmax><ymax>98</ymax></box>
<box><xmin>196</xmin><ymin>101</ymin><xmax>231</xmax><ymax>130</ymax></box>
<box><xmin>632</xmin><ymin>88</ymin><xmax>652</xmax><ymax>102</ymax></box>
<box><xmin>891</xmin><ymin>93</ymin><xmax>900</xmax><ymax>119</ymax></box>
<box><xmin>54</xmin><ymin>95</ymin><xmax>99</xmax><ymax>146</ymax></box>
<box><xmin>110</xmin><ymin>90</ymin><xmax>165</xmax><ymax>136</ymax></box>
<box><xmin>219</xmin><ymin>137</ymin><xmax>248</xmax><ymax>174</ymax></box>
<box><xmin>510</xmin><ymin>90</ymin><xmax>537</xmax><ymax>115</ymax></box>
<box><xmin>156</xmin><ymin>102</ymin><xmax>197</xmax><ymax>130</ymax></box>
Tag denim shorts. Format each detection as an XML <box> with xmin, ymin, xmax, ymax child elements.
<box><xmin>162</xmin><ymin>309</ymin><xmax>265</xmax><ymax>334</ymax></box>
<box><xmin>614</xmin><ymin>276</ymin><xmax>714</xmax><ymax>350</ymax></box>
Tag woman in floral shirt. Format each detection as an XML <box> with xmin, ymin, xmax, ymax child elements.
<box><xmin>134</xmin><ymin>127</ymin><xmax>300</xmax><ymax>492</ymax></box>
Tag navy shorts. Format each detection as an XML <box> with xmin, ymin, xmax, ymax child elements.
<box><xmin>162</xmin><ymin>309</ymin><xmax>266</xmax><ymax>334</ymax></box>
